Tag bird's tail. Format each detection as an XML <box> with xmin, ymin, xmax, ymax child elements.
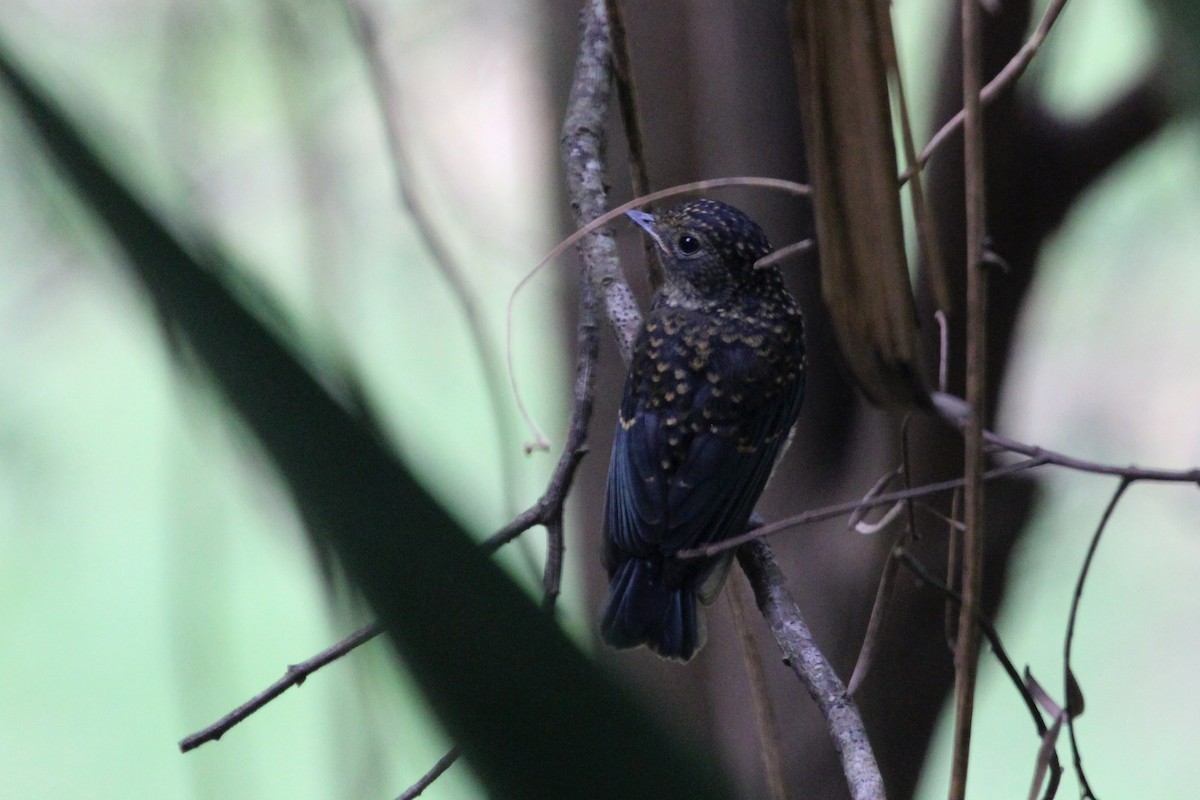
<box><xmin>600</xmin><ymin>558</ymin><xmax>704</xmax><ymax>661</ymax></box>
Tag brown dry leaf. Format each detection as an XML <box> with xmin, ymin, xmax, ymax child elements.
<box><xmin>787</xmin><ymin>0</ymin><xmax>928</xmax><ymax>407</ymax></box>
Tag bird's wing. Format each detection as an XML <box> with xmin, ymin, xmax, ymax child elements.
<box><xmin>605</xmin><ymin>337</ymin><xmax>804</xmax><ymax>576</ymax></box>
<box><xmin>604</xmin><ymin>386</ymin><xmax>668</xmax><ymax>562</ymax></box>
<box><xmin>662</xmin><ymin>369</ymin><xmax>803</xmax><ymax>555</ymax></box>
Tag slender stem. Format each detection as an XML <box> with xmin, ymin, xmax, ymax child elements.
<box><xmin>727</xmin><ymin>580</ymin><xmax>787</xmax><ymax>800</ymax></box>
<box><xmin>949</xmin><ymin>0</ymin><xmax>988</xmax><ymax>794</ymax></box>
<box><xmin>395</xmin><ymin>746</ymin><xmax>462</xmax><ymax>800</ymax></box>
<box><xmin>903</xmin><ymin>0</ymin><xmax>1074</xmax><ymax>183</ymax></box>
<box><xmin>603</xmin><ymin>0</ymin><xmax>660</xmax><ymax>289</ymax></box>
<box><xmin>346</xmin><ymin>0</ymin><xmax>521</xmax><ymax>517</ymax></box>
<box><xmin>178</xmin><ymin>623</ymin><xmax>383</xmax><ymax>752</ymax></box>
<box><xmin>1065</xmin><ymin>479</ymin><xmax>1131</xmax><ymax>799</ymax></box>
<box><xmin>681</xmin><ymin>456</ymin><xmax>1046</xmax><ymax>559</ymax></box>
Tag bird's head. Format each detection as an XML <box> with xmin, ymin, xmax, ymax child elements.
<box><xmin>626</xmin><ymin>198</ymin><xmax>779</xmax><ymax>307</ymax></box>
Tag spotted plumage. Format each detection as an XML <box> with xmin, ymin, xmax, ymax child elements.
<box><xmin>601</xmin><ymin>199</ymin><xmax>806</xmax><ymax>661</ymax></box>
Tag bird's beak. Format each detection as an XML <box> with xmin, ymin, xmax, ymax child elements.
<box><xmin>625</xmin><ymin>209</ymin><xmax>665</xmax><ymax>250</ymax></box>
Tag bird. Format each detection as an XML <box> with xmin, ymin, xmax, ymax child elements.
<box><xmin>600</xmin><ymin>198</ymin><xmax>806</xmax><ymax>661</ymax></box>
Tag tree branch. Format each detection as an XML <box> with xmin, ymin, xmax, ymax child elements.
<box><xmin>905</xmin><ymin>0</ymin><xmax>1073</xmax><ymax>181</ymax></box>
<box><xmin>737</xmin><ymin>541</ymin><xmax>884</xmax><ymax>800</ymax></box>
<box><xmin>602</xmin><ymin>0</ymin><xmax>660</xmax><ymax>289</ymax></box>
<box><xmin>727</xmin><ymin>577</ymin><xmax>787</xmax><ymax>800</ymax></box>
<box><xmin>560</xmin><ymin>0</ymin><xmax>642</xmax><ymax>359</ymax></box>
<box><xmin>178</xmin><ymin>623</ymin><xmax>383</xmax><ymax>752</ymax></box>
<box><xmin>394</xmin><ymin>746</ymin><xmax>462</xmax><ymax>800</ymax></box>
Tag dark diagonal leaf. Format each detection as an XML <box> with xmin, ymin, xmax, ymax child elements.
<box><xmin>0</xmin><ymin>39</ymin><xmax>728</xmax><ymax>800</ymax></box>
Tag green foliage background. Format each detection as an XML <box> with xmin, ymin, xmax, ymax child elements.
<box><xmin>0</xmin><ymin>1</ymin><xmax>572</xmax><ymax>797</ymax></box>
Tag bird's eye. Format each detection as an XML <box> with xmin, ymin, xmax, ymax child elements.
<box><xmin>677</xmin><ymin>234</ymin><xmax>701</xmax><ymax>255</ymax></box>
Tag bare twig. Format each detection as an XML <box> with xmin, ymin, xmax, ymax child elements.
<box><xmin>1024</xmin><ymin>671</ymin><xmax>1068</xmax><ymax>800</ymax></box>
<box><xmin>848</xmin><ymin>467</ymin><xmax>902</xmax><ymax>532</ymax></box>
<box><xmin>179</xmin><ymin>2</ymin><xmax>614</xmax><ymax>769</ymax></box>
<box><xmin>521</xmin><ymin>277</ymin><xmax>601</xmax><ymax>610</ymax></box>
<box><xmin>603</xmin><ymin>0</ymin><xmax>660</xmax><ymax>290</ymax></box>
<box><xmin>948</xmin><ymin>0</ymin><xmax>989</xmax><ymax>793</ymax></box>
<box><xmin>485</xmin><ymin>0</ymin><xmax>614</xmax><ymax>564</ymax></box>
<box><xmin>737</xmin><ymin>541</ymin><xmax>884</xmax><ymax>800</ymax></box>
<box><xmin>395</xmin><ymin>746</ymin><xmax>461</xmax><ymax>800</ymax></box>
<box><xmin>727</xmin><ymin>579</ymin><xmax>787</xmax><ymax>800</ymax></box>
<box><xmin>178</xmin><ymin>622</ymin><xmax>383</xmax><ymax>752</ymax></box>
<box><xmin>753</xmin><ymin>237</ymin><xmax>815</xmax><ymax>269</ymax></box>
<box><xmin>1065</xmin><ymin>479</ymin><xmax>1130</xmax><ymax>799</ymax></box>
<box><xmin>680</xmin><ymin>456</ymin><xmax>1049</xmax><ymax>559</ymax></box>
<box><xmin>903</xmin><ymin>0</ymin><xmax>1073</xmax><ymax>182</ymax></box>
<box><xmin>848</xmin><ymin>416</ymin><xmax>920</xmax><ymax>695</ymax></box>
<box><xmin>945</xmin><ymin>487</ymin><xmax>962</xmax><ymax>650</ymax></box>
<box><xmin>557</xmin><ymin>0</ymin><xmax>640</xmax><ymax>364</ymax></box>
<box><xmin>183</xmin><ymin>275</ymin><xmax>600</xmax><ymax>769</ymax></box>
<box><xmin>846</xmin><ymin>532</ymin><xmax>902</xmax><ymax>697</ymax></box>
<box><xmin>346</xmin><ymin>0</ymin><xmax>524</xmax><ymax>497</ymax></box>
<box><xmin>982</xmin><ymin>430</ymin><xmax>1200</xmax><ymax>482</ymax></box>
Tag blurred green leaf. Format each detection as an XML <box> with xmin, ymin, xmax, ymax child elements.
<box><xmin>0</xmin><ymin>37</ymin><xmax>729</xmax><ymax>800</ymax></box>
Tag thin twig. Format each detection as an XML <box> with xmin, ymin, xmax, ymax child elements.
<box><xmin>396</xmin><ymin>65</ymin><xmax>619</xmax><ymax>791</ymax></box>
<box><xmin>603</xmin><ymin>0</ymin><xmax>660</xmax><ymax>290</ymax></box>
<box><xmin>682</xmin><ymin>414</ymin><xmax>1200</xmax><ymax>559</ymax></box>
<box><xmin>536</xmin><ymin>280</ymin><xmax>601</xmax><ymax>611</ymax></box>
<box><xmin>949</xmin><ymin>0</ymin><xmax>989</xmax><ymax>792</ymax></box>
<box><xmin>737</xmin><ymin>541</ymin><xmax>884</xmax><ymax>800</ymax></box>
<box><xmin>847</xmin><ymin>416</ymin><xmax>920</xmax><ymax>694</ymax></box>
<box><xmin>485</xmin><ymin>0</ymin><xmax>615</xmax><ymax>557</ymax></box>
<box><xmin>346</xmin><ymin>0</ymin><xmax>524</xmax><ymax>500</ymax></box>
<box><xmin>945</xmin><ymin>487</ymin><xmax>962</xmax><ymax>650</ymax></box>
<box><xmin>1023</xmin><ymin>671</ymin><xmax>1067</xmax><ymax>800</ymax></box>
<box><xmin>1065</xmin><ymin>479</ymin><xmax>1131</xmax><ymax>799</ymax></box>
<box><xmin>846</xmin><ymin>532</ymin><xmax>901</xmax><ymax>697</ymax></box>
<box><xmin>982</xmin><ymin>430</ymin><xmax>1200</xmax><ymax>482</ymax></box>
<box><xmin>178</xmin><ymin>623</ymin><xmax>383</xmax><ymax>752</ymax></box>
<box><xmin>680</xmin><ymin>456</ymin><xmax>1049</xmax><ymax>559</ymax></box>
<box><xmin>727</xmin><ymin>579</ymin><xmax>787</xmax><ymax>800</ymax></box>
<box><xmin>903</xmin><ymin>0</ymin><xmax>1073</xmax><ymax>183</ymax></box>
<box><xmin>753</xmin><ymin>237</ymin><xmax>815</xmax><ymax>269</ymax></box>
<box><xmin>395</xmin><ymin>746</ymin><xmax>462</xmax><ymax>800</ymax></box>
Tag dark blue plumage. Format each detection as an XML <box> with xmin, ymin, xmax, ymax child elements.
<box><xmin>601</xmin><ymin>199</ymin><xmax>806</xmax><ymax>661</ymax></box>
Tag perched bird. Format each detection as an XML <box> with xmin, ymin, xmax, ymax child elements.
<box><xmin>600</xmin><ymin>199</ymin><xmax>806</xmax><ymax>661</ymax></box>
